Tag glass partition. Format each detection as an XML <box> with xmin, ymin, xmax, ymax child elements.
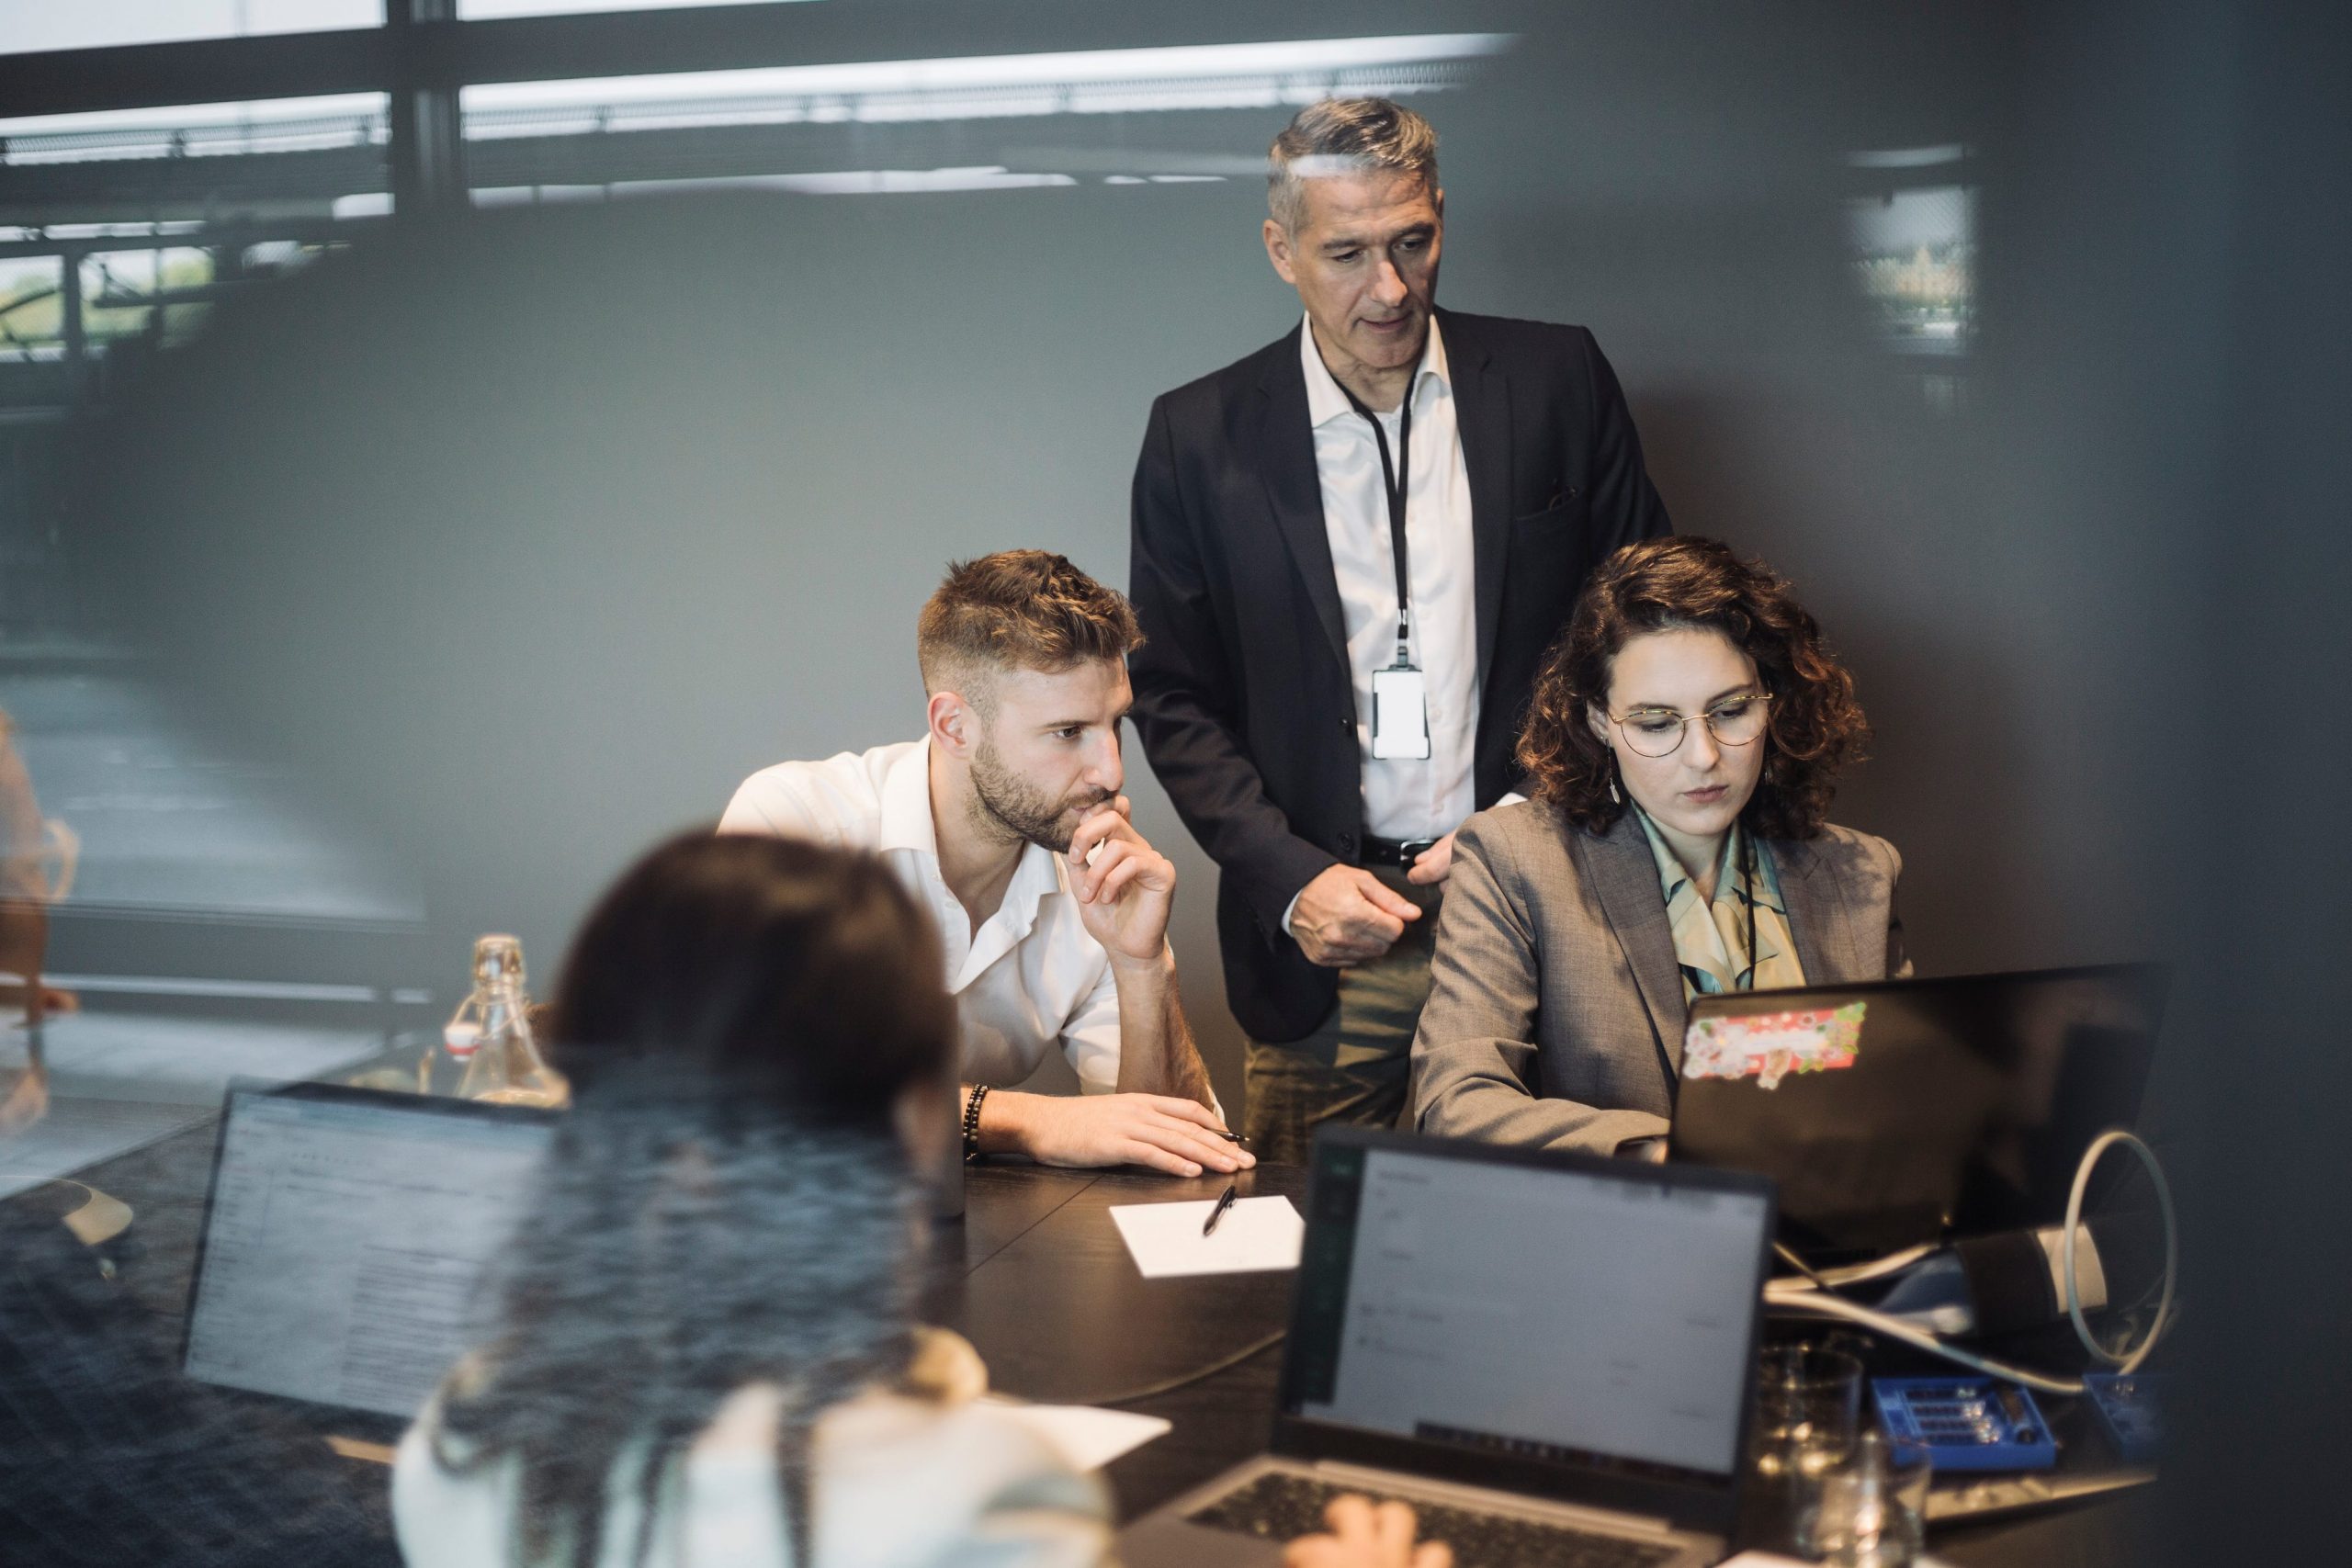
<box><xmin>1</xmin><ymin>1</ymin><xmax>382</xmax><ymax>56</ymax></box>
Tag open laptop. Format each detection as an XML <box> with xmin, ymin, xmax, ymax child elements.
<box><xmin>1669</xmin><ymin>963</ymin><xmax>2167</xmax><ymax>1257</ymax></box>
<box><xmin>180</xmin><ymin>1079</ymin><xmax>559</xmax><ymax>1439</ymax></box>
<box><xmin>1119</xmin><ymin>1126</ymin><xmax>1776</xmax><ymax>1568</ymax></box>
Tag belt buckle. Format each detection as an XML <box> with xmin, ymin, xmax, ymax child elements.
<box><xmin>1367</xmin><ymin>837</ymin><xmax>1436</xmax><ymax>868</ymax></box>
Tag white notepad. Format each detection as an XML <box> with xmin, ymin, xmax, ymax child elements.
<box><xmin>981</xmin><ymin>1400</ymin><xmax>1171</xmax><ymax>1471</ymax></box>
<box><xmin>1107</xmin><ymin>1195</ymin><xmax>1305</xmax><ymax>1278</ymax></box>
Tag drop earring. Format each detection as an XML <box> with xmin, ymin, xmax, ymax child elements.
<box><xmin>1608</xmin><ymin>757</ymin><xmax>1622</xmax><ymax>805</ymax></box>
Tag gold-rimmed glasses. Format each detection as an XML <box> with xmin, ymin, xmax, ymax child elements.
<box><xmin>1609</xmin><ymin>692</ymin><xmax>1772</xmax><ymax>758</ymax></box>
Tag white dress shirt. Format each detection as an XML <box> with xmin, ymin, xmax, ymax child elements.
<box><xmin>1302</xmin><ymin>312</ymin><xmax>1482</xmax><ymax>843</ymax></box>
<box><xmin>719</xmin><ymin>739</ymin><xmax>1122</xmax><ymax>1093</ymax></box>
<box><xmin>1282</xmin><ymin>318</ymin><xmax>1508</xmax><ymax>936</ymax></box>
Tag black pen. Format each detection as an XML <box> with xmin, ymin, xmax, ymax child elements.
<box><xmin>1211</xmin><ymin>1130</ymin><xmax>1246</xmax><ymax>1144</ymax></box>
<box><xmin>1202</xmin><ymin>1182</ymin><xmax>1238</xmax><ymax>1236</ymax></box>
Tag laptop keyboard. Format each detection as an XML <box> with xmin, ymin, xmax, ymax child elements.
<box><xmin>1184</xmin><ymin>1472</ymin><xmax>1684</xmax><ymax>1568</ymax></box>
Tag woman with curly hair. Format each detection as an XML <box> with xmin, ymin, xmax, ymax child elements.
<box><xmin>1408</xmin><ymin>536</ymin><xmax>1908</xmax><ymax>1156</ymax></box>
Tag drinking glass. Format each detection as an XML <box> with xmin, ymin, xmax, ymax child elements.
<box><xmin>1802</xmin><ymin>1429</ymin><xmax>1933</xmax><ymax>1567</ymax></box>
<box><xmin>1747</xmin><ymin>1343</ymin><xmax>1864</xmax><ymax>1556</ymax></box>
<box><xmin>1753</xmin><ymin>1343</ymin><xmax>1864</xmax><ymax>1482</ymax></box>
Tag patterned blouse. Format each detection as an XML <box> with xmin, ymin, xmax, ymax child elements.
<box><xmin>1633</xmin><ymin>807</ymin><xmax>1808</xmax><ymax>1000</ymax></box>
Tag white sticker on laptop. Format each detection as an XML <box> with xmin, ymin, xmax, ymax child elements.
<box><xmin>1683</xmin><ymin>1002</ymin><xmax>1866</xmax><ymax>1090</ymax></box>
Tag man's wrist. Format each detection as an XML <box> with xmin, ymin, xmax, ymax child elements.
<box><xmin>1245</xmin><ymin>841</ymin><xmax>1343</xmax><ymax>943</ymax></box>
<box><xmin>1105</xmin><ymin>941</ymin><xmax>1176</xmax><ymax>980</ymax></box>
<box><xmin>973</xmin><ymin>1087</ymin><xmax>1037</xmax><ymax>1157</ymax></box>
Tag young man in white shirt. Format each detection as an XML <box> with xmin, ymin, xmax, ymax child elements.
<box><xmin>721</xmin><ymin>550</ymin><xmax>1249</xmax><ymax>1179</ymax></box>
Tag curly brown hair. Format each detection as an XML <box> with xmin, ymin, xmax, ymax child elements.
<box><xmin>1516</xmin><ymin>536</ymin><xmax>1869</xmax><ymax>840</ymax></box>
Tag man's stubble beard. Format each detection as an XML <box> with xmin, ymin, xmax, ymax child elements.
<box><xmin>967</xmin><ymin>739</ymin><xmax>1109</xmax><ymax>854</ymax></box>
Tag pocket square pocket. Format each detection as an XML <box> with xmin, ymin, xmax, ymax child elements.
<box><xmin>1511</xmin><ymin>486</ymin><xmax>1582</xmax><ymax>528</ymax></box>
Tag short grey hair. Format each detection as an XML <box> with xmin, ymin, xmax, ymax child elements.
<box><xmin>1267</xmin><ymin>97</ymin><xmax>1441</xmax><ymax>231</ymax></box>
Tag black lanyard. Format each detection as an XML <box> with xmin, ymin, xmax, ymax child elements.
<box><xmin>1336</xmin><ymin>378</ymin><xmax>1414</xmax><ymax>666</ymax></box>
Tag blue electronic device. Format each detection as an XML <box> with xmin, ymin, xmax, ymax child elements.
<box><xmin>1872</xmin><ymin>1377</ymin><xmax>2058</xmax><ymax>1472</ymax></box>
<box><xmin>2080</xmin><ymin>1373</ymin><xmax>2163</xmax><ymax>1464</ymax></box>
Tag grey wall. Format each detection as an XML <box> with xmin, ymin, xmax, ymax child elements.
<box><xmin>91</xmin><ymin>182</ymin><xmax>1299</xmax><ymax>1106</ymax></box>
<box><xmin>2158</xmin><ymin>2</ymin><xmax>2352</xmax><ymax>1558</ymax></box>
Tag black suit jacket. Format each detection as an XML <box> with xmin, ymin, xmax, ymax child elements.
<box><xmin>1128</xmin><ymin>309</ymin><xmax>1670</xmax><ymax>1043</ymax></box>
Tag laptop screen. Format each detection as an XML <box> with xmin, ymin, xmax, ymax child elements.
<box><xmin>1286</xmin><ymin>1136</ymin><xmax>1770</xmax><ymax>1487</ymax></box>
<box><xmin>182</xmin><ymin>1083</ymin><xmax>557</xmax><ymax>1420</ymax></box>
<box><xmin>1670</xmin><ymin>964</ymin><xmax>2166</xmax><ymax>1253</ymax></box>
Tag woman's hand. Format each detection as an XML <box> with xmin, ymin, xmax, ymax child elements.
<box><xmin>1404</xmin><ymin>831</ymin><xmax>1457</xmax><ymax>886</ymax></box>
<box><xmin>1283</xmin><ymin>1495</ymin><xmax>1453</xmax><ymax>1568</ymax></box>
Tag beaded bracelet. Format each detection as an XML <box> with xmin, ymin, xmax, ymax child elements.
<box><xmin>962</xmin><ymin>1084</ymin><xmax>989</xmax><ymax>1164</ymax></box>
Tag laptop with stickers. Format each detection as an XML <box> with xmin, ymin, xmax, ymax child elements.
<box><xmin>1668</xmin><ymin>964</ymin><xmax>2166</xmax><ymax>1257</ymax></box>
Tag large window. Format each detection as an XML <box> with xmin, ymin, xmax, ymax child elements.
<box><xmin>0</xmin><ymin>255</ymin><xmax>62</xmax><ymax>362</ymax></box>
<box><xmin>1848</xmin><ymin>146</ymin><xmax>1976</xmax><ymax>356</ymax></box>
<box><xmin>0</xmin><ymin>93</ymin><xmax>390</xmax><ymax>167</ymax></box>
<box><xmin>458</xmin><ymin>0</ymin><xmax>794</xmax><ymax>15</ymax></box>
<box><xmin>0</xmin><ymin>94</ymin><xmax>390</xmax><ymax>375</ymax></box>
<box><xmin>456</xmin><ymin>33</ymin><xmax>1507</xmax><ymax>200</ymax></box>
<box><xmin>459</xmin><ymin>35</ymin><xmax>1509</xmax><ymax>136</ymax></box>
<box><xmin>0</xmin><ymin>1</ymin><xmax>381</xmax><ymax>56</ymax></box>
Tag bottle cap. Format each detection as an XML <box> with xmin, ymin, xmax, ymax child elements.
<box><xmin>443</xmin><ymin>1021</ymin><xmax>483</xmax><ymax>1058</ymax></box>
<box><xmin>472</xmin><ymin>934</ymin><xmax>526</xmax><ymax>990</ymax></box>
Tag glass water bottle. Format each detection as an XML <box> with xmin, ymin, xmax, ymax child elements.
<box><xmin>443</xmin><ymin>934</ymin><xmax>566</xmax><ymax>1107</ymax></box>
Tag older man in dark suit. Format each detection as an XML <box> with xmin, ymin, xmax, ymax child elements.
<box><xmin>1128</xmin><ymin>98</ymin><xmax>1672</xmax><ymax>1161</ymax></box>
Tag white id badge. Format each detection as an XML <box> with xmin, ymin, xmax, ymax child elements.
<box><xmin>1370</xmin><ymin>664</ymin><xmax>1431</xmax><ymax>760</ymax></box>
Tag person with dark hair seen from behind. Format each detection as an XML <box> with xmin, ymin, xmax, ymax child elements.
<box><xmin>1410</xmin><ymin>536</ymin><xmax>1908</xmax><ymax>1156</ymax></box>
<box><xmin>392</xmin><ymin>832</ymin><xmax>1101</xmax><ymax>1568</ymax></box>
<box><xmin>390</xmin><ymin>831</ymin><xmax>1447</xmax><ymax>1568</ymax></box>
<box><xmin>720</xmin><ymin>550</ymin><xmax>1248</xmax><ymax>1179</ymax></box>
<box><xmin>1129</xmin><ymin>97</ymin><xmax>1670</xmax><ymax>1165</ymax></box>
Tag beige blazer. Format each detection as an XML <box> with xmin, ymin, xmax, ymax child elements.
<box><xmin>1409</xmin><ymin>800</ymin><xmax>1910</xmax><ymax>1155</ymax></box>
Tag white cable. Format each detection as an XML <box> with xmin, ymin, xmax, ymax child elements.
<box><xmin>1763</xmin><ymin>1284</ymin><xmax>2086</xmax><ymax>1396</ymax></box>
<box><xmin>1759</xmin><ymin>1127</ymin><xmax>2178</xmax><ymax>1397</ymax></box>
<box><xmin>1816</xmin><ymin>1242</ymin><xmax>1939</xmax><ymax>1288</ymax></box>
<box><xmin>1769</xmin><ymin>1240</ymin><xmax>1941</xmax><ymax>1294</ymax></box>
<box><xmin>2064</xmin><ymin>1127</ymin><xmax>2177</xmax><ymax>1372</ymax></box>
<box><xmin>1771</xmin><ymin>1240</ymin><xmax>1833</xmax><ymax>1292</ymax></box>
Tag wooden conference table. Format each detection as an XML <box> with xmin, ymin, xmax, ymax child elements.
<box><xmin>45</xmin><ymin>1120</ymin><xmax>2152</xmax><ymax>1565</ymax></box>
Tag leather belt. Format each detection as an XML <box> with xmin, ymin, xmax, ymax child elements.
<box><xmin>1360</xmin><ymin>835</ymin><xmax>1440</xmax><ymax>869</ymax></box>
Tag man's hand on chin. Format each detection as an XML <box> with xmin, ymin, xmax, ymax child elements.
<box><xmin>1067</xmin><ymin>797</ymin><xmax>1178</xmax><ymax>965</ymax></box>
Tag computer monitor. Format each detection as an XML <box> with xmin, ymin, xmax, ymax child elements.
<box><xmin>181</xmin><ymin>1080</ymin><xmax>558</xmax><ymax>1422</ymax></box>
